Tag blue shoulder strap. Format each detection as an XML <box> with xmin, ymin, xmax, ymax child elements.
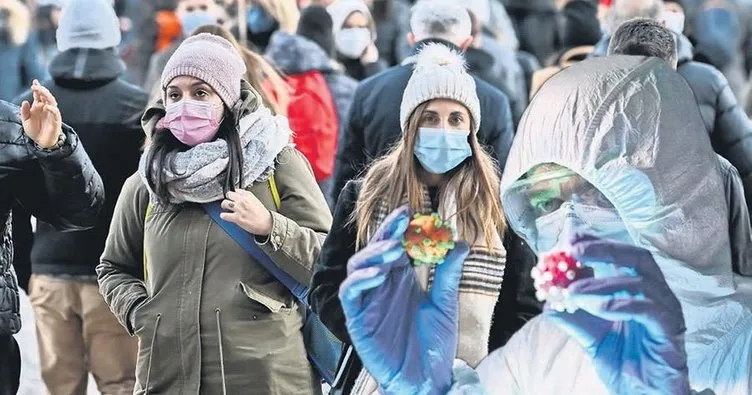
<box><xmin>202</xmin><ymin>201</ymin><xmax>310</xmax><ymax>304</ymax></box>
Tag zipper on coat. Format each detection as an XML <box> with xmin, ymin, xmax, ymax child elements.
<box><xmin>144</xmin><ymin>314</ymin><xmax>162</xmax><ymax>394</ymax></box>
<box><xmin>216</xmin><ymin>308</ymin><xmax>227</xmax><ymax>395</ymax></box>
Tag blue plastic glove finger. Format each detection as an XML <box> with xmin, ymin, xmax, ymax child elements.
<box><xmin>429</xmin><ymin>242</ymin><xmax>470</xmax><ymax>313</ymax></box>
<box><xmin>571</xmin><ymin>237</ymin><xmax>665</xmax><ymax>283</ymax></box>
<box><xmin>347</xmin><ymin>239</ymin><xmax>407</xmax><ymax>275</ymax></box>
<box><xmin>339</xmin><ymin>266</ymin><xmax>388</xmax><ymax>319</ymax></box>
<box><xmin>369</xmin><ymin>205</ymin><xmax>412</xmax><ymax>244</ymax></box>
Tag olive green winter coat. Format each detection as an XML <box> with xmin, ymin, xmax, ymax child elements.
<box><xmin>97</xmin><ymin>145</ymin><xmax>331</xmax><ymax>395</ymax></box>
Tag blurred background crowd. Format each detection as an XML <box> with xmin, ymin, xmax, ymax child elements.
<box><xmin>4</xmin><ymin>0</ymin><xmax>752</xmax><ymax>393</ymax></box>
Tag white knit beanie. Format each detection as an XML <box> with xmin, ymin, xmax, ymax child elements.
<box><xmin>400</xmin><ymin>44</ymin><xmax>480</xmax><ymax>133</ymax></box>
<box><xmin>327</xmin><ymin>0</ymin><xmax>374</xmax><ymax>36</ymax></box>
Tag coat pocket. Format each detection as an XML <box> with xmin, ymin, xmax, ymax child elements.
<box><xmin>238</xmin><ymin>282</ymin><xmax>294</xmax><ymax>315</ymax></box>
<box><xmin>135</xmin><ymin>313</ymin><xmax>162</xmax><ymax>394</ymax></box>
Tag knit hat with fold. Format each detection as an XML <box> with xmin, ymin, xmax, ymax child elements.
<box><xmin>160</xmin><ymin>33</ymin><xmax>247</xmax><ymax>107</ymax></box>
<box><xmin>400</xmin><ymin>44</ymin><xmax>480</xmax><ymax>133</ymax></box>
<box><xmin>56</xmin><ymin>0</ymin><xmax>121</xmax><ymax>52</ymax></box>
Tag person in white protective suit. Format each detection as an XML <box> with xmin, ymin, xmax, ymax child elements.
<box><xmin>477</xmin><ymin>54</ymin><xmax>752</xmax><ymax>394</ymax></box>
<box><xmin>338</xmin><ymin>54</ymin><xmax>752</xmax><ymax>395</ymax></box>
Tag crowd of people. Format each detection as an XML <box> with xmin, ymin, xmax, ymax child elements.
<box><xmin>0</xmin><ymin>0</ymin><xmax>751</xmax><ymax>394</ymax></box>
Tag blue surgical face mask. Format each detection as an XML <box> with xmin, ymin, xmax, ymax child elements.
<box><xmin>534</xmin><ymin>201</ymin><xmax>631</xmax><ymax>254</ymax></box>
<box><xmin>414</xmin><ymin>127</ymin><xmax>472</xmax><ymax>175</ymax></box>
<box><xmin>247</xmin><ymin>6</ymin><xmax>276</xmax><ymax>34</ymax></box>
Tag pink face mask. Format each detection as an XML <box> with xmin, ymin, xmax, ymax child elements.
<box><xmin>158</xmin><ymin>99</ymin><xmax>223</xmax><ymax>146</ymax></box>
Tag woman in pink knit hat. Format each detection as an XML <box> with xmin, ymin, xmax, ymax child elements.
<box><xmin>97</xmin><ymin>33</ymin><xmax>330</xmax><ymax>394</ymax></box>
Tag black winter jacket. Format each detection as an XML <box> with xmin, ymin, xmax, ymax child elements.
<box><xmin>330</xmin><ymin>39</ymin><xmax>515</xmax><ymax>204</ymax></box>
<box><xmin>0</xmin><ymin>101</ymin><xmax>104</xmax><ymax>335</ymax></box>
<box><xmin>719</xmin><ymin>155</ymin><xmax>752</xmax><ymax>276</ymax></box>
<box><xmin>594</xmin><ymin>34</ymin><xmax>752</xmax><ymax>216</ymax></box>
<box><xmin>13</xmin><ymin>48</ymin><xmax>147</xmax><ymax>278</ymax></box>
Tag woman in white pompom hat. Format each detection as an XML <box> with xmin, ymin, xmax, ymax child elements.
<box><xmin>310</xmin><ymin>43</ymin><xmax>507</xmax><ymax>394</ymax></box>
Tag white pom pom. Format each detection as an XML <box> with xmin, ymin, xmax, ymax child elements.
<box><xmin>413</xmin><ymin>43</ymin><xmax>466</xmax><ymax>73</ymax></box>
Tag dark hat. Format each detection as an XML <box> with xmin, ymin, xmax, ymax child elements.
<box><xmin>559</xmin><ymin>0</ymin><xmax>602</xmax><ymax>48</ymax></box>
<box><xmin>297</xmin><ymin>5</ymin><xmax>335</xmax><ymax>57</ymax></box>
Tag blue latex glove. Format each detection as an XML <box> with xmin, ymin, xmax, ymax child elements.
<box><xmin>546</xmin><ymin>234</ymin><xmax>691</xmax><ymax>395</ymax></box>
<box><xmin>339</xmin><ymin>206</ymin><xmax>470</xmax><ymax>395</ymax></box>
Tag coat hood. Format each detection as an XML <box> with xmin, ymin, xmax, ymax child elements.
<box><xmin>49</xmin><ymin>48</ymin><xmax>125</xmax><ymax>84</ymax></box>
<box><xmin>265</xmin><ymin>31</ymin><xmax>336</xmax><ymax>75</ymax></box>
<box><xmin>500</xmin><ymin>56</ymin><xmax>736</xmax><ymax>300</ymax></box>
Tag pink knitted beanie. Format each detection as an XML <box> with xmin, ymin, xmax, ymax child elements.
<box><xmin>160</xmin><ymin>33</ymin><xmax>247</xmax><ymax>107</ymax></box>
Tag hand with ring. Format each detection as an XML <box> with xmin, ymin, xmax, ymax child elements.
<box><xmin>220</xmin><ymin>189</ymin><xmax>273</xmax><ymax>236</ymax></box>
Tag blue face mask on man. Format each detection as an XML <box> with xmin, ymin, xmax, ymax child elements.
<box><xmin>414</xmin><ymin>127</ymin><xmax>473</xmax><ymax>175</ymax></box>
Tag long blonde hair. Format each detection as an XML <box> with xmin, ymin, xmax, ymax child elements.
<box><xmin>355</xmin><ymin>101</ymin><xmax>506</xmax><ymax>248</ymax></box>
<box><xmin>192</xmin><ymin>25</ymin><xmax>290</xmax><ymax>116</ymax></box>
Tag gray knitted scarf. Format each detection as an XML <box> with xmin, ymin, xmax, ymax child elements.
<box><xmin>138</xmin><ymin>104</ymin><xmax>292</xmax><ymax>204</ymax></box>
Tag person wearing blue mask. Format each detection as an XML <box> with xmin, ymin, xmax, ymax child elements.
<box><xmin>338</xmin><ymin>55</ymin><xmax>752</xmax><ymax>394</ymax></box>
<box><xmin>309</xmin><ymin>43</ymin><xmax>507</xmax><ymax>394</ymax></box>
<box><xmin>245</xmin><ymin>0</ymin><xmax>299</xmax><ymax>52</ymax></box>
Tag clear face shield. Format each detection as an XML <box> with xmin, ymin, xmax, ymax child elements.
<box><xmin>504</xmin><ymin>164</ymin><xmax>633</xmax><ymax>255</ymax></box>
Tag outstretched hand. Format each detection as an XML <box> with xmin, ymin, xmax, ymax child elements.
<box><xmin>21</xmin><ymin>80</ymin><xmax>63</xmax><ymax>149</ymax></box>
<box><xmin>339</xmin><ymin>206</ymin><xmax>470</xmax><ymax>395</ymax></box>
<box><xmin>545</xmin><ymin>235</ymin><xmax>690</xmax><ymax>395</ymax></box>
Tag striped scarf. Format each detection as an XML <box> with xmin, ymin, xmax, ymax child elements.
<box><xmin>352</xmin><ymin>183</ymin><xmax>506</xmax><ymax>394</ymax></box>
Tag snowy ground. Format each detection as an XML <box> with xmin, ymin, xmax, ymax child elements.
<box><xmin>16</xmin><ymin>289</ymin><xmax>100</xmax><ymax>395</ymax></box>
